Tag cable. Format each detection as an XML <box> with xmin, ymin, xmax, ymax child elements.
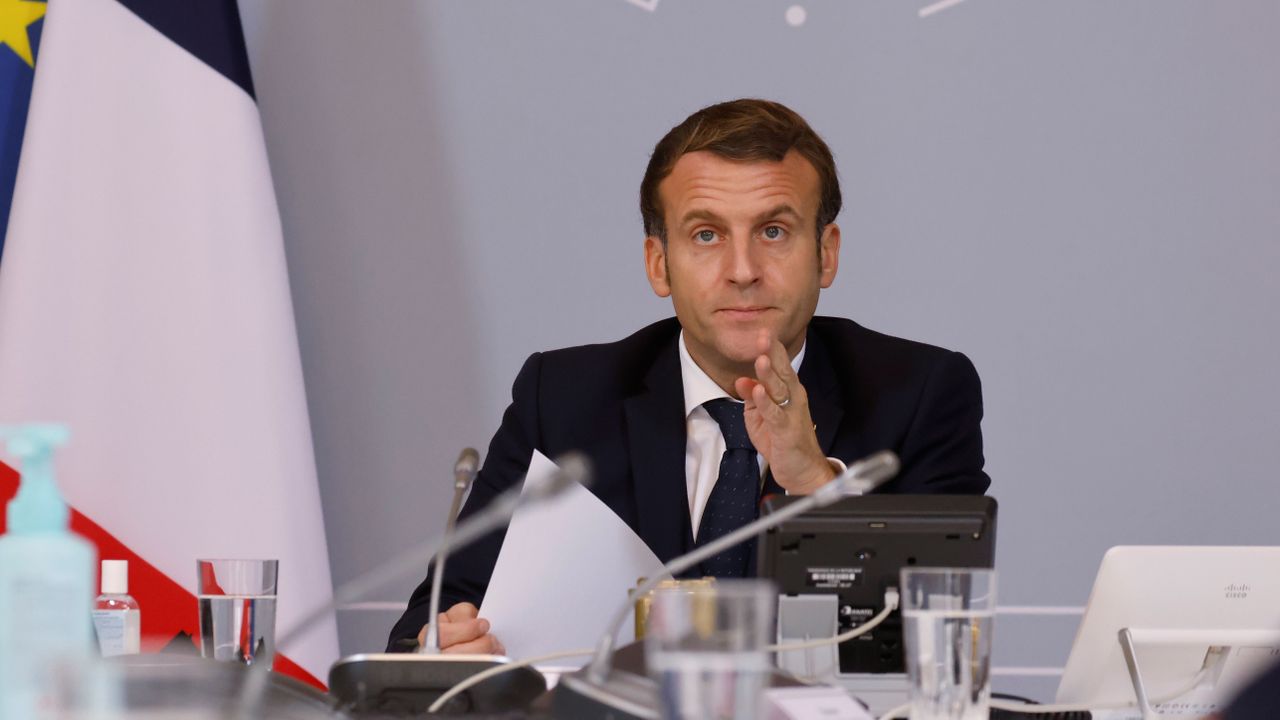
<box><xmin>421</xmin><ymin>598</ymin><xmax>1203</xmax><ymax>717</ymax></box>
<box><xmin>882</xmin><ymin>698</ymin><xmax>1105</xmax><ymax>717</ymax></box>
<box><xmin>877</xmin><ymin>701</ymin><xmax>909</xmax><ymax>720</ymax></box>
<box><xmin>990</xmin><ymin>698</ymin><xmax>1117</xmax><ymax>713</ymax></box>
<box><xmin>587</xmin><ymin>451</ymin><xmax>900</xmax><ymax>684</ymax></box>
<box><xmin>234</xmin><ymin>455</ymin><xmax>591</xmax><ymax>719</ymax></box>
<box><xmin>428</xmin><ymin>588</ymin><xmax>902</xmax><ymax>714</ymax></box>
<box><xmin>1146</xmin><ymin>664</ymin><xmax>1212</xmax><ymax>706</ymax></box>
<box><xmin>767</xmin><ymin>589</ymin><xmax>900</xmax><ymax>653</ymax></box>
<box><xmin>426</xmin><ymin>647</ymin><xmax>594</xmax><ymax>714</ymax></box>
<box><xmin>986</xmin><ymin>664</ymin><xmax>1213</xmax><ymax>715</ymax></box>
<box><xmin>882</xmin><ymin>690</ymin><xmax>1195</xmax><ymax>717</ymax></box>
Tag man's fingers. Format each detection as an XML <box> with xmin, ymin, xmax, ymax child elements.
<box><xmin>735</xmin><ymin>377</ymin><xmax>760</xmax><ymax>407</ymax></box>
<box><xmin>754</xmin><ymin>329</ymin><xmax>796</xmax><ymax>377</ymax></box>
<box><xmin>421</xmin><ymin>603</ymin><xmax>496</xmax><ymax>652</ymax></box>
<box><xmin>444</xmin><ymin>602</ymin><xmax>479</xmax><ymax>622</ymax></box>
<box><xmin>752</xmin><ymin>383</ymin><xmax>788</xmax><ymax>423</ymax></box>
<box><xmin>442</xmin><ymin>633</ymin><xmax>505</xmax><ymax>656</ymax></box>
<box><xmin>754</xmin><ymin>353</ymin><xmax>791</xmax><ymax>405</ymax></box>
<box><xmin>438</xmin><ymin>617</ymin><xmax>490</xmax><ymax>648</ymax></box>
<box><xmin>764</xmin><ymin>334</ymin><xmax>797</xmax><ymax>383</ymax></box>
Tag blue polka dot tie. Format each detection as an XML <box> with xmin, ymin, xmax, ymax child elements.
<box><xmin>696</xmin><ymin>398</ymin><xmax>761</xmax><ymax>578</ymax></box>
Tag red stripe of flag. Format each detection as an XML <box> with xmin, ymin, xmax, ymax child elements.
<box><xmin>0</xmin><ymin>462</ymin><xmax>324</xmax><ymax>690</ymax></box>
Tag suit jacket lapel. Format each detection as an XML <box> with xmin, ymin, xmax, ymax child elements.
<box><xmin>624</xmin><ymin>335</ymin><xmax>690</xmax><ymax>563</ymax></box>
<box><xmin>799</xmin><ymin>328</ymin><xmax>844</xmax><ymax>457</ymax></box>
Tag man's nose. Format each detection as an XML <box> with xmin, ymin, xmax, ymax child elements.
<box><xmin>725</xmin><ymin>235</ymin><xmax>762</xmax><ymax>287</ymax></box>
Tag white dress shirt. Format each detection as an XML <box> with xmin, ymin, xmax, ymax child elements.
<box><xmin>678</xmin><ymin>332</ymin><xmax>806</xmax><ymax>540</ymax></box>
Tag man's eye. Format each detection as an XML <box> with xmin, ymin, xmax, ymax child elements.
<box><xmin>762</xmin><ymin>226</ymin><xmax>786</xmax><ymax>240</ymax></box>
<box><xmin>696</xmin><ymin>230</ymin><xmax>718</xmax><ymax>244</ymax></box>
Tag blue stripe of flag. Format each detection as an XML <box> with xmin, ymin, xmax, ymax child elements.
<box><xmin>116</xmin><ymin>0</ymin><xmax>256</xmax><ymax>99</ymax></box>
<box><xmin>0</xmin><ymin>10</ymin><xmax>43</xmax><ymax>262</ymax></box>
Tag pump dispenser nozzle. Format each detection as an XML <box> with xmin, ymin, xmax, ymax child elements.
<box><xmin>0</xmin><ymin>423</ymin><xmax>95</xmax><ymax>718</ymax></box>
<box><xmin>0</xmin><ymin>424</ymin><xmax>72</xmax><ymax>534</ymax></box>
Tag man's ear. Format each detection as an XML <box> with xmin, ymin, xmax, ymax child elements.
<box><xmin>818</xmin><ymin>223</ymin><xmax>841</xmax><ymax>289</ymax></box>
<box><xmin>644</xmin><ymin>235</ymin><xmax>672</xmax><ymax>298</ymax></box>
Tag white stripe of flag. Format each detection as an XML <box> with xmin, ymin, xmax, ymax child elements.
<box><xmin>0</xmin><ymin>0</ymin><xmax>338</xmax><ymax>679</ymax></box>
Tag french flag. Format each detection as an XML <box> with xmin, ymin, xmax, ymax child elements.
<box><xmin>0</xmin><ymin>0</ymin><xmax>338</xmax><ymax>688</ymax></box>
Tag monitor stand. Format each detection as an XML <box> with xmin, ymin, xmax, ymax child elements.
<box><xmin>1119</xmin><ymin>627</ymin><xmax>1280</xmax><ymax>720</ymax></box>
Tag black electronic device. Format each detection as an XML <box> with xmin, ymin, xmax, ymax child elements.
<box><xmin>97</xmin><ymin>655</ymin><xmax>336</xmax><ymax>718</ymax></box>
<box><xmin>758</xmin><ymin>494</ymin><xmax>997</xmax><ymax>675</ymax></box>
<box><xmin>550</xmin><ymin>451</ymin><xmax>902</xmax><ymax>720</ymax></box>
<box><xmin>328</xmin><ymin>653</ymin><xmax>547</xmax><ymax>715</ymax></box>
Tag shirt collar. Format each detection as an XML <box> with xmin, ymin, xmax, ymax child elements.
<box><xmin>678</xmin><ymin>331</ymin><xmax>806</xmax><ymax>418</ymax></box>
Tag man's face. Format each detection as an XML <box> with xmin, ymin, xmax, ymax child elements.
<box><xmin>644</xmin><ymin>150</ymin><xmax>840</xmax><ymax>383</ymax></box>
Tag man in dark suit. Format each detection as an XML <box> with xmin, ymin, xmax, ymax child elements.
<box><xmin>387</xmin><ymin>99</ymin><xmax>990</xmax><ymax>653</ymax></box>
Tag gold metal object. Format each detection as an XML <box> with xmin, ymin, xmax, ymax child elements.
<box><xmin>633</xmin><ymin>577</ymin><xmax>716</xmax><ymax>639</ymax></box>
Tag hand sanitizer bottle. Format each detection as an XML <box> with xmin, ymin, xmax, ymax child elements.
<box><xmin>0</xmin><ymin>424</ymin><xmax>96</xmax><ymax>718</ymax></box>
<box><xmin>93</xmin><ymin>560</ymin><xmax>141</xmax><ymax>656</ymax></box>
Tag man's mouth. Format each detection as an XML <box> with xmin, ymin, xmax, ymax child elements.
<box><xmin>717</xmin><ymin>306</ymin><xmax>772</xmax><ymax>320</ymax></box>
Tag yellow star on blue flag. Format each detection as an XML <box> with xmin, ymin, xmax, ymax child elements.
<box><xmin>0</xmin><ymin>0</ymin><xmax>44</xmax><ymax>259</ymax></box>
<box><xmin>0</xmin><ymin>0</ymin><xmax>45</xmax><ymax>67</ymax></box>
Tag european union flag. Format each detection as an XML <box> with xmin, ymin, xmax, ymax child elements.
<box><xmin>0</xmin><ymin>0</ymin><xmax>45</xmax><ymax>261</ymax></box>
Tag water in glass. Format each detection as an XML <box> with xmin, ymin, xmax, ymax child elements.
<box><xmin>902</xmin><ymin>608</ymin><xmax>993</xmax><ymax>720</ymax></box>
<box><xmin>197</xmin><ymin>594</ymin><xmax>277</xmax><ymax>665</ymax></box>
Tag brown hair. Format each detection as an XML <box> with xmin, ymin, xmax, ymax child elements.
<box><xmin>640</xmin><ymin>99</ymin><xmax>841</xmax><ymax>243</ymax></box>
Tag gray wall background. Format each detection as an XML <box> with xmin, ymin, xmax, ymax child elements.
<box><xmin>238</xmin><ymin>0</ymin><xmax>1279</xmax><ymax>699</ymax></box>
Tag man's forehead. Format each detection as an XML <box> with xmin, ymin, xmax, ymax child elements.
<box><xmin>660</xmin><ymin>150</ymin><xmax>821</xmax><ymax>223</ymax></box>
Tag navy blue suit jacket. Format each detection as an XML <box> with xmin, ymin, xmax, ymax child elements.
<box><xmin>387</xmin><ymin>316</ymin><xmax>989</xmax><ymax>648</ymax></box>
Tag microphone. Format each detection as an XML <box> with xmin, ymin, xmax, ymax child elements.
<box><xmin>582</xmin><ymin>450</ymin><xmax>899</xmax><ymax>686</ymax></box>
<box><xmin>454</xmin><ymin>447</ymin><xmax>481</xmax><ymax>494</ymax></box>
<box><xmin>235</xmin><ymin>451</ymin><xmax>592</xmax><ymax>719</ymax></box>
<box><xmin>421</xmin><ymin>447</ymin><xmax>482</xmax><ymax>654</ymax></box>
<box><xmin>413</xmin><ymin>451</ymin><xmax>899</xmax><ymax>719</ymax></box>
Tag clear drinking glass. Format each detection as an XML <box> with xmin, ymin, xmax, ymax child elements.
<box><xmin>196</xmin><ymin>559</ymin><xmax>278</xmax><ymax>667</ymax></box>
<box><xmin>644</xmin><ymin>579</ymin><xmax>775</xmax><ymax>720</ymax></box>
<box><xmin>900</xmin><ymin>568</ymin><xmax>996</xmax><ymax>720</ymax></box>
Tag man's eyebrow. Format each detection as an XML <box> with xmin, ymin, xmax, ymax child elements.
<box><xmin>677</xmin><ymin>208</ymin><xmax>728</xmax><ymax>228</ymax></box>
<box><xmin>677</xmin><ymin>204</ymin><xmax>803</xmax><ymax>229</ymax></box>
<box><xmin>752</xmin><ymin>204</ymin><xmax>802</xmax><ymax>225</ymax></box>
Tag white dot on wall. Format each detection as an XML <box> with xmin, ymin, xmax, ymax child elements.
<box><xmin>785</xmin><ymin>5</ymin><xmax>806</xmax><ymax>27</ymax></box>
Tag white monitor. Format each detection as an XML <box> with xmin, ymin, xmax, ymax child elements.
<box><xmin>1056</xmin><ymin>546</ymin><xmax>1280</xmax><ymax>719</ymax></box>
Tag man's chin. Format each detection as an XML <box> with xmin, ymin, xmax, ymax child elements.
<box><xmin>713</xmin><ymin>338</ymin><xmax>769</xmax><ymax>371</ymax></box>
<box><xmin>682</xmin><ymin>320</ymin><xmax>786</xmax><ymax>373</ymax></box>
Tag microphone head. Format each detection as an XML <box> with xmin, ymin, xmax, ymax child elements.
<box><xmin>453</xmin><ymin>447</ymin><xmax>481</xmax><ymax>487</ymax></box>
<box><xmin>551</xmin><ymin>451</ymin><xmax>593</xmax><ymax>491</ymax></box>
<box><xmin>850</xmin><ymin>450</ymin><xmax>899</xmax><ymax>483</ymax></box>
<box><xmin>822</xmin><ymin>450</ymin><xmax>900</xmax><ymax>502</ymax></box>
<box><xmin>513</xmin><ymin>452</ymin><xmax>592</xmax><ymax>505</ymax></box>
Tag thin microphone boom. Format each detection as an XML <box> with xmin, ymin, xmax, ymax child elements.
<box><xmin>422</xmin><ymin>447</ymin><xmax>482</xmax><ymax>654</ymax></box>
<box><xmin>283</xmin><ymin>452</ymin><xmax>588</xmax><ymax>653</ymax></box>
<box><xmin>235</xmin><ymin>452</ymin><xmax>592</xmax><ymax>719</ymax></box>
<box><xmin>585</xmin><ymin>450</ymin><xmax>899</xmax><ymax>685</ymax></box>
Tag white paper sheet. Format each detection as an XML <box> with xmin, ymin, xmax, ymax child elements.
<box><xmin>479</xmin><ymin>450</ymin><xmax>669</xmax><ymax>662</ymax></box>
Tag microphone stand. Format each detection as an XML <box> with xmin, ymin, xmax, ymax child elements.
<box><xmin>235</xmin><ymin>452</ymin><xmax>592</xmax><ymax>719</ymax></box>
<box><xmin>549</xmin><ymin>451</ymin><xmax>899</xmax><ymax>720</ymax></box>
<box><xmin>422</xmin><ymin>447</ymin><xmax>480</xmax><ymax>654</ymax></box>
<box><xmin>586</xmin><ymin>450</ymin><xmax>899</xmax><ymax>684</ymax></box>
